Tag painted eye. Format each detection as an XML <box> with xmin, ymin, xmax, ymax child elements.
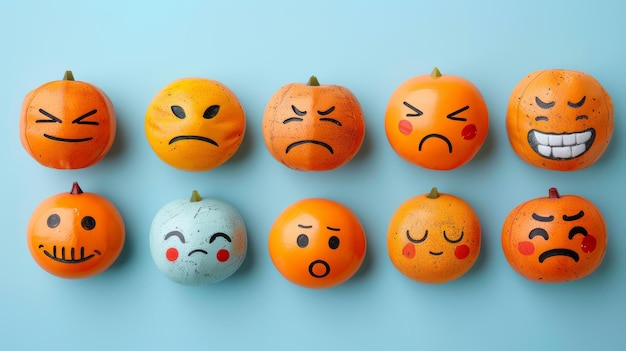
<box><xmin>535</xmin><ymin>97</ymin><xmax>555</xmax><ymax>109</ymax></box>
<box><xmin>297</xmin><ymin>234</ymin><xmax>309</xmax><ymax>248</ymax></box>
<box><xmin>47</xmin><ymin>214</ymin><xmax>61</xmax><ymax>228</ymax></box>
<box><xmin>171</xmin><ymin>105</ymin><xmax>186</xmax><ymax>119</ymax></box>
<box><xmin>406</xmin><ymin>229</ymin><xmax>428</xmax><ymax>243</ymax></box>
<box><xmin>328</xmin><ymin>236</ymin><xmax>340</xmax><ymax>249</ymax></box>
<box><xmin>529</xmin><ymin>228</ymin><xmax>549</xmax><ymax>240</ymax></box>
<box><xmin>403</xmin><ymin>101</ymin><xmax>423</xmax><ymax>117</ymax></box>
<box><xmin>81</xmin><ymin>216</ymin><xmax>96</xmax><ymax>230</ymax></box>
<box><xmin>203</xmin><ymin>105</ymin><xmax>220</xmax><ymax>119</ymax></box>
<box><xmin>443</xmin><ymin>230</ymin><xmax>464</xmax><ymax>243</ymax></box>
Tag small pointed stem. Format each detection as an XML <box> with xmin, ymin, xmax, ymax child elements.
<box><xmin>70</xmin><ymin>182</ymin><xmax>83</xmax><ymax>195</ymax></box>
<box><xmin>431</xmin><ymin>67</ymin><xmax>442</xmax><ymax>78</ymax></box>
<box><xmin>63</xmin><ymin>70</ymin><xmax>75</xmax><ymax>81</ymax></box>
<box><xmin>190</xmin><ymin>190</ymin><xmax>202</xmax><ymax>202</ymax></box>
<box><xmin>307</xmin><ymin>75</ymin><xmax>320</xmax><ymax>86</ymax></box>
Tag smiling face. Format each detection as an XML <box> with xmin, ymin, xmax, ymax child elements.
<box><xmin>268</xmin><ymin>198</ymin><xmax>366</xmax><ymax>288</ymax></box>
<box><xmin>506</xmin><ymin>69</ymin><xmax>613</xmax><ymax>171</ymax></box>
<box><xmin>145</xmin><ymin>78</ymin><xmax>246</xmax><ymax>171</ymax></box>
<box><xmin>387</xmin><ymin>188</ymin><xmax>481</xmax><ymax>283</ymax></box>
<box><xmin>26</xmin><ymin>183</ymin><xmax>125</xmax><ymax>279</ymax></box>
<box><xmin>502</xmin><ymin>188</ymin><xmax>607</xmax><ymax>282</ymax></box>
<box><xmin>20</xmin><ymin>72</ymin><xmax>116</xmax><ymax>169</ymax></box>
<box><xmin>149</xmin><ymin>194</ymin><xmax>247</xmax><ymax>285</ymax></box>
<box><xmin>262</xmin><ymin>77</ymin><xmax>365</xmax><ymax>171</ymax></box>
<box><xmin>385</xmin><ymin>68</ymin><xmax>489</xmax><ymax>170</ymax></box>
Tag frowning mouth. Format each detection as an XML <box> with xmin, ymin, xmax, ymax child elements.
<box><xmin>44</xmin><ymin>134</ymin><xmax>93</xmax><ymax>143</ymax></box>
<box><xmin>527</xmin><ymin>128</ymin><xmax>595</xmax><ymax>160</ymax></box>
<box><xmin>169</xmin><ymin>135</ymin><xmax>218</xmax><ymax>146</ymax></box>
<box><xmin>538</xmin><ymin>248</ymin><xmax>580</xmax><ymax>263</ymax></box>
<box><xmin>39</xmin><ymin>245</ymin><xmax>100</xmax><ymax>264</ymax></box>
<box><xmin>419</xmin><ymin>134</ymin><xmax>452</xmax><ymax>153</ymax></box>
<box><xmin>285</xmin><ymin>140</ymin><xmax>334</xmax><ymax>154</ymax></box>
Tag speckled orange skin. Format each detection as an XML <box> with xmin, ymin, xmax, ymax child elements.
<box><xmin>506</xmin><ymin>69</ymin><xmax>613</xmax><ymax>171</ymax></box>
<box><xmin>262</xmin><ymin>78</ymin><xmax>365</xmax><ymax>171</ymax></box>
<box><xmin>145</xmin><ymin>78</ymin><xmax>246</xmax><ymax>171</ymax></box>
<box><xmin>20</xmin><ymin>72</ymin><xmax>116</xmax><ymax>169</ymax></box>
<box><xmin>268</xmin><ymin>198</ymin><xmax>366</xmax><ymax>288</ymax></box>
<box><xmin>387</xmin><ymin>189</ymin><xmax>481</xmax><ymax>284</ymax></box>
<box><xmin>385</xmin><ymin>69</ymin><xmax>488</xmax><ymax>171</ymax></box>
<box><xmin>502</xmin><ymin>188</ymin><xmax>607</xmax><ymax>283</ymax></box>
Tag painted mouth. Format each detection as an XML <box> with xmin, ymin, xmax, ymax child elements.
<box><xmin>538</xmin><ymin>248</ymin><xmax>580</xmax><ymax>263</ymax></box>
<box><xmin>429</xmin><ymin>251</ymin><xmax>444</xmax><ymax>256</ymax></box>
<box><xmin>39</xmin><ymin>245</ymin><xmax>100</xmax><ymax>264</ymax></box>
<box><xmin>43</xmin><ymin>134</ymin><xmax>93</xmax><ymax>143</ymax></box>
<box><xmin>308</xmin><ymin>259</ymin><xmax>331</xmax><ymax>278</ymax></box>
<box><xmin>419</xmin><ymin>134</ymin><xmax>452</xmax><ymax>153</ymax></box>
<box><xmin>188</xmin><ymin>249</ymin><xmax>208</xmax><ymax>256</ymax></box>
<box><xmin>286</xmin><ymin>140</ymin><xmax>334</xmax><ymax>154</ymax></box>
<box><xmin>527</xmin><ymin>128</ymin><xmax>595</xmax><ymax>160</ymax></box>
<box><xmin>169</xmin><ymin>135</ymin><xmax>218</xmax><ymax>146</ymax></box>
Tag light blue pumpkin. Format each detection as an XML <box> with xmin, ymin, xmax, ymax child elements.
<box><xmin>149</xmin><ymin>191</ymin><xmax>247</xmax><ymax>285</ymax></box>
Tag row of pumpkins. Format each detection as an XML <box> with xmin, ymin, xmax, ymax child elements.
<box><xmin>20</xmin><ymin>68</ymin><xmax>611</xmax><ymax>287</ymax></box>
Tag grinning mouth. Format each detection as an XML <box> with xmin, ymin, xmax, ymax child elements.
<box><xmin>538</xmin><ymin>248</ymin><xmax>580</xmax><ymax>263</ymax></box>
<box><xmin>169</xmin><ymin>135</ymin><xmax>218</xmax><ymax>146</ymax></box>
<box><xmin>285</xmin><ymin>140</ymin><xmax>334</xmax><ymax>154</ymax></box>
<box><xmin>40</xmin><ymin>245</ymin><xmax>100</xmax><ymax>264</ymax></box>
<box><xmin>419</xmin><ymin>134</ymin><xmax>452</xmax><ymax>153</ymax></box>
<box><xmin>527</xmin><ymin>128</ymin><xmax>595</xmax><ymax>160</ymax></box>
<box><xmin>44</xmin><ymin>134</ymin><xmax>93</xmax><ymax>143</ymax></box>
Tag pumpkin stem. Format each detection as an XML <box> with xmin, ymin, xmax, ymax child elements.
<box><xmin>431</xmin><ymin>67</ymin><xmax>442</xmax><ymax>78</ymax></box>
<box><xmin>307</xmin><ymin>75</ymin><xmax>320</xmax><ymax>86</ymax></box>
<box><xmin>427</xmin><ymin>187</ymin><xmax>440</xmax><ymax>199</ymax></box>
<box><xmin>190</xmin><ymin>190</ymin><xmax>202</xmax><ymax>202</ymax></box>
<box><xmin>548</xmin><ymin>187</ymin><xmax>560</xmax><ymax>199</ymax></box>
<box><xmin>63</xmin><ymin>70</ymin><xmax>75</xmax><ymax>81</ymax></box>
<box><xmin>70</xmin><ymin>182</ymin><xmax>83</xmax><ymax>195</ymax></box>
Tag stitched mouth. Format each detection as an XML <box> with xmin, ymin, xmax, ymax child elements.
<box><xmin>419</xmin><ymin>134</ymin><xmax>452</xmax><ymax>153</ymax></box>
<box><xmin>527</xmin><ymin>128</ymin><xmax>595</xmax><ymax>160</ymax></box>
<box><xmin>285</xmin><ymin>140</ymin><xmax>334</xmax><ymax>154</ymax></box>
<box><xmin>40</xmin><ymin>245</ymin><xmax>100</xmax><ymax>264</ymax></box>
<box><xmin>538</xmin><ymin>248</ymin><xmax>580</xmax><ymax>263</ymax></box>
<box><xmin>169</xmin><ymin>135</ymin><xmax>218</xmax><ymax>146</ymax></box>
<box><xmin>44</xmin><ymin>134</ymin><xmax>93</xmax><ymax>143</ymax></box>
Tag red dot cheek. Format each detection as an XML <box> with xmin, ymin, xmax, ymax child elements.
<box><xmin>216</xmin><ymin>249</ymin><xmax>230</xmax><ymax>262</ymax></box>
<box><xmin>399</xmin><ymin>120</ymin><xmax>412</xmax><ymax>135</ymax></box>
<box><xmin>518</xmin><ymin>241</ymin><xmax>535</xmax><ymax>255</ymax></box>
<box><xmin>455</xmin><ymin>245</ymin><xmax>470</xmax><ymax>259</ymax></box>
<box><xmin>166</xmin><ymin>247</ymin><xmax>179</xmax><ymax>261</ymax></box>
<box><xmin>581</xmin><ymin>235</ymin><xmax>597</xmax><ymax>254</ymax></box>
<box><xmin>462</xmin><ymin>124</ymin><xmax>477</xmax><ymax>140</ymax></box>
<box><xmin>402</xmin><ymin>243</ymin><xmax>415</xmax><ymax>258</ymax></box>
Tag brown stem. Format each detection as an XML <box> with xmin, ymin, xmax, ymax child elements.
<box><xmin>70</xmin><ymin>182</ymin><xmax>83</xmax><ymax>195</ymax></box>
<box><xmin>548</xmin><ymin>187</ymin><xmax>560</xmax><ymax>199</ymax></box>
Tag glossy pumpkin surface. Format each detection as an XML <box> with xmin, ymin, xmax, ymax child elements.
<box><xmin>20</xmin><ymin>71</ymin><xmax>116</xmax><ymax>169</ymax></box>
<box><xmin>385</xmin><ymin>67</ymin><xmax>489</xmax><ymax>170</ymax></box>
<box><xmin>502</xmin><ymin>188</ymin><xmax>607</xmax><ymax>282</ymax></box>
<box><xmin>506</xmin><ymin>69</ymin><xmax>613</xmax><ymax>171</ymax></box>
<box><xmin>262</xmin><ymin>76</ymin><xmax>365</xmax><ymax>171</ymax></box>
<box><xmin>387</xmin><ymin>188</ymin><xmax>481</xmax><ymax>283</ymax></box>
<box><xmin>145</xmin><ymin>78</ymin><xmax>246</xmax><ymax>171</ymax></box>
<box><xmin>26</xmin><ymin>182</ymin><xmax>125</xmax><ymax>279</ymax></box>
<box><xmin>268</xmin><ymin>198</ymin><xmax>366</xmax><ymax>288</ymax></box>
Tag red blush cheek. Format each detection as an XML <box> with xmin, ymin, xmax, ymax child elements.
<box><xmin>454</xmin><ymin>245</ymin><xmax>470</xmax><ymax>259</ymax></box>
<box><xmin>166</xmin><ymin>247</ymin><xmax>179</xmax><ymax>261</ymax></box>
<box><xmin>581</xmin><ymin>235</ymin><xmax>596</xmax><ymax>254</ymax></box>
<box><xmin>462</xmin><ymin>124</ymin><xmax>477</xmax><ymax>140</ymax></box>
<box><xmin>402</xmin><ymin>243</ymin><xmax>415</xmax><ymax>258</ymax></box>
<box><xmin>399</xmin><ymin>120</ymin><xmax>412</xmax><ymax>135</ymax></box>
<box><xmin>216</xmin><ymin>249</ymin><xmax>230</xmax><ymax>262</ymax></box>
<box><xmin>518</xmin><ymin>241</ymin><xmax>535</xmax><ymax>255</ymax></box>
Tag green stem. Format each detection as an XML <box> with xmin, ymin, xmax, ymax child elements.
<box><xmin>427</xmin><ymin>187</ymin><xmax>440</xmax><ymax>199</ymax></box>
<box><xmin>431</xmin><ymin>67</ymin><xmax>442</xmax><ymax>78</ymax></box>
<box><xmin>64</xmin><ymin>70</ymin><xmax>75</xmax><ymax>81</ymax></box>
<box><xmin>190</xmin><ymin>190</ymin><xmax>202</xmax><ymax>202</ymax></box>
<box><xmin>307</xmin><ymin>75</ymin><xmax>320</xmax><ymax>86</ymax></box>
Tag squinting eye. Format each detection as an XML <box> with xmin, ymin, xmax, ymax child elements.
<box><xmin>403</xmin><ymin>101</ymin><xmax>423</xmax><ymax>117</ymax></box>
<box><xmin>535</xmin><ymin>97</ymin><xmax>555</xmax><ymax>109</ymax></box>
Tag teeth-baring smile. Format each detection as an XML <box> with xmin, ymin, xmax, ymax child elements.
<box><xmin>527</xmin><ymin>128</ymin><xmax>595</xmax><ymax>160</ymax></box>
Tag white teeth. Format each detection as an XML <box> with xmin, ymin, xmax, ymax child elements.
<box><xmin>538</xmin><ymin>145</ymin><xmax>552</xmax><ymax>157</ymax></box>
<box><xmin>534</xmin><ymin>131</ymin><xmax>549</xmax><ymax>145</ymax></box>
<box><xmin>563</xmin><ymin>134</ymin><xmax>576</xmax><ymax>146</ymax></box>
<box><xmin>531</xmin><ymin>130</ymin><xmax>593</xmax><ymax>159</ymax></box>
<box><xmin>552</xmin><ymin>146</ymin><xmax>572</xmax><ymax>158</ymax></box>
<box><xmin>572</xmin><ymin>144</ymin><xmax>586</xmax><ymax>157</ymax></box>
<box><xmin>548</xmin><ymin>135</ymin><xmax>563</xmax><ymax>146</ymax></box>
<box><xmin>576</xmin><ymin>131</ymin><xmax>592</xmax><ymax>144</ymax></box>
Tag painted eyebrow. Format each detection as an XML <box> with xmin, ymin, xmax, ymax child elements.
<box><xmin>317</xmin><ymin>106</ymin><xmax>335</xmax><ymax>115</ymax></box>
<box><xmin>532</xmin><ymin>213</ymin><xmax>554</xmax><ymax>222</ymax></box>
<box><xmin>563</xmin><ymin>211</ymin><xmax>584</xmax><ymax>221</ymax></box>
<box><xmin>36</xmin><ymin>109</ymin><xmax>62</xmax><ymax>123</ymax></box>
<box><xmin>403</xmin><ymin>101</ymin><xmax>423</xmax><ymax>117</ymax></box>
<box><xmin>283</xmin><ymin>117</ymin><xmax>303</xmax><ymax>124</ymax></box>
<box><xmin>319</xmin><ymin>117</ymin><xmax>342</xmax><ymax>126</ymax></box>
<box><xmin>209</xmin><ymin>232</ymin><xmax>232</xmax><ymax>243</ymax></box>
<box><xmin>326</xmin><ymin>226</ymin><xmax>340</xmax><ymax>231</ymax></box>
<box><xmin>446</xmin><ymin>105</ymin><xmax>469</xmax><ymax>121</ymax></box>
<box><xmin>535</xmin><ymin>97</ymin><xmax>555</xmax><ymax>109</ymax></box>
<box><xmin>72</xmin><ymin>109</ymin><xmax>99</xmax><ymax>125</ymax></box>
<box><xmin>164</xmin><ymin>230</ymin><xmax>185</xmax><ymax>243</ymax></box>
<box><xmin>291</xmin><ymin>105</ymin><xmax>307</xmax><ymax>116</ymax></box>
<box><xmin>298</xmin><ymin>224</ymin><xmax>313</xmax><ymax>229</ymax></box>
<box><xmin>568</xmin><ymin>96</ymin><xmax>586</xmax><ymax>108</ymax></box>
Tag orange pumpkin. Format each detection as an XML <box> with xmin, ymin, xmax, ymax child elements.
<box><xmin>502</xmin><ymin>188</ymin><xmax>607</xmax><ymax>282</ymax></box>
<box><xmin>387</xmin><ymin>187</ymin><xmax>481</xmax><ymax>283</ymax></box>
<box><xmin>506</xmin><ymin>69</ymin><xmax>613</xmax><ymax>171</ymax></box>
<box><xmin>268</xmin><ymin>198</ymin><xmax>367</xmax><ymax>288</ymax></box>
<box><xmin>385</xmin><ymin>67</ymin><xmax>489</xmax><ymax>171</ymax></box>
<box><xmin>26</xmin><ymin>182</ymin><xmax>125</xmax><ymax>279</ymax></box>
<box><xmin>20</xmin><ymin>71</ymin><xmax>116</xmax><ymax>169</ymax></box>
<box><xmin>262</xmin><ymin>76</ymin><xmax>365</xmax><ymax>171</ymax></box>
<box><xmin>145</xmin><ymin>78</ymin><xmax>246</xmax><ymax>171</ymax></box>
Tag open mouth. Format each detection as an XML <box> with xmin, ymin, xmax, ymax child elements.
<box><xmin>308</xmin><ymin>259</ymin><xmax>331</xmax><ymax>278</ymax></box>
<box><xmin>44</xmin><ymin>134</ymin><xmax>93</xmax><ymax>143</ymax></box>
<box><xmin>527</xmin><ymin>128</ymin><xmax>595</xmax><ymax>160</ymax></box>
<box><xmin>419</xmin><ymin>134</ymin><xmax>452</xmax><ymax>153</ymax></box>
<box><xmin>538</xmin><ymin>248</ymin><xmax>580</xmax><ymax>263</ymax></box>
<box><xmin>285</xmin><ymin>140</ymin><xmax>334</xmax><ymax>154</ymax></box>
<box><xmin>40</xmin><ymin>245</ymin><xmax>100</xmax><ymax>264</ymax></box>
<box><xmin>169</xmin><ymin>135</ymin><xmax>218</xmax><ymax>146</ymax></box>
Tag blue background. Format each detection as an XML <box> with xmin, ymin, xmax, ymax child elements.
<box><xmin>3</xmin><ymin>0</ymin><xmax>625</xmax><ymax>350</ymax></box>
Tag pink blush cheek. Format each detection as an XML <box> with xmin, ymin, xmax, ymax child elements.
<box><xmin>166</xmin><ymin>247</ymin><xmax>179</xmax><ymax>261</ymax></box>
<box><xmin>454</xmin><ymin>245</ymin><xmax>470</xmax><ymax>259</ymax></box>
<box><xmin>402</xmin><ymin>243</ymin><xmax>415</xmax><ymax>258</ymax></box>
<box><xmin>216</xmin><ymin>249</ymin><xmax>230</xmax><ymax>262</ymax></box>
<box><xmin>581</xmin><ymin>235</ymin><xmax>597</xmax><ymax>254</ymax></box>
<box><xmin>462</xmin><ymin>124</ymin><xmax>477</xmax><ymax>140</ymax></box>
<box><xmin>518</xmin><ymin>241</ymin><xmax>535</xmax><ymax>255</ymax></box>
<box><xmin>399</xmin><ymin>120</ymin><xmax>413</xmax><ymax>135</ymax></box>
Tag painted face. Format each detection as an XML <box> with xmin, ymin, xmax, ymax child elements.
<box><xmin>149</xmin><ymin>191</ymin><xmax>247</xmax><ymax>285</ymax></box>
<box><xmin>506</xmin><ymin>69</ymin><xmax>613</xmax><ymax>171</ymax></box>
<box><xmin>385</xmin><ymin>68</ymin><xmax>489</xmax><ymax>170</ymax></box>
<box><xmin>145</xmin><ymin>78</ymin><xmax>246</xmax><ymax>171</ymax></box>
<box><xmin>262</xmin><ymin>76</ymin><xmax>365</xmax><ymax>171</ymax></box>
<box><xmin>20</xmin><ymin>71</ymin><xmax>116</xmax><ymax>169</ymax></box>
<box><xmin>268</xmin><ymin>198</ymin><xmax>367</xmax><ymax>288</ymax></box>
<box><xmin>387</xmin><ymin>188</ymin><xmax>481</xmax><ymax>283</ymax></box>
<box><xmin>502</xmin><ymin>188</ymin><xmax>607</xmax><ymax>282</ymax></box>
<box><xmin>26</xmin><ymin>183</ymin><xmax>125</xmax><ymax>279</ymax></box>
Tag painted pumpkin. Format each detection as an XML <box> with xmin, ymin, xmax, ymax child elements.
<box><xmin>506</xmin><ymin>69</ymin><xmax>613</xmax><ymax>171</ymax></box>
<box><xmin>150</xmin><ymin>191</ymin><xmax>247</xmax><ymax>285</ymax></box>
<box><xmin>145</xmin><ymin>78</ymin><xmax>246</xmax><ymax>171</ymax></box>
<box><xmin>262</xmin><ymin>76</ymin><xmax>365</xmax><ymax>171</ymax></box>
<box><xmin>20</xmin><ymin>71</ymin><xmax>116</xmax><ymax>169</ymax></box>
<box><xmin>385</xmin><ymin>67</ymin><xmax>489</xmax><ymax>171</ymax></box>
<box><xmin>26</xmin><ymin>182</ymin><xmax>125</xmax><ymax>279</ymax></box>
<box><xmin>268</xmin><ymin>198</ymin><xmax>366</xmax><ymax>288</ymax></box>
<box><xmin>502</xmin><ymin>188</ymin><xmax>607</xmax><ymax>282</ymax></box>
<box><xmin>387</xmin><ymin>187</ymin><xmax>481</xmax><ymax>283</ymax></box>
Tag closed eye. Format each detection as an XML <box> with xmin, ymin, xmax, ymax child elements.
<box><xmin>443</xmin><ymin>230</ymin><xmax>464</xmax><ymax>243</ymax></box>
<box><xmin>568</xmin><ymin>96</ymin><xmax>586</xmax><ymax>108</ymax></box>
<box><xmin>568</xmin><ymin>226</ymin><xmax>588</xmax><ymax>239</ymax></box>
<box><xmin>529</xmin><ymin>228</ymin><xmax>549</xmax><ymax>240</ymax></box>
<box><xmin>36</xmin><ymin>109</ymin><xmax>62</xmax><ymax>123</ymax></box>
<box><xmin>209</xmin><ymin>232</ymin><xmax>232</xmax><ymax>243</ymax></box>
<box><xmin>164</xmin><ymin>230</ymin><xmax>185</xmax><ymax>243</ymax></box>
<box><xmin>319</xmin><ymin>117</ymin><xmax>342</xmax><ymax>126</ymax></box>
<box><xmin>446</xmin><ymin>105</ymin><xmax>469</xmax><ymax>121</ymax></box>
<box><xmin>283</xmin><ymin>117</ymin><xmax>303</xmax><ymax>124</ymax></box>
<box><xmin>317</xmin><ymin>106</ymin><xmax>335</xmax><ymax>115</ymax></box>
<box><xmin>406</xmin><ymin>229</ymin><xmax>427</xmax><ymax>243</ymax></box>
<box><xmin>535</xmin><ymin>97</ymin><xmax>555</xmax><ymax>109</ymax></box>
<box><xmin>292</xmin><ymin>105</ymin><xmax>307</xmax><ymax>116</ymax></box>
<box><xmin>403</xmin><ymin>101</ymin><xmax>423</xmax><ymax>117</ymax></box>
<box><xmin>72</xmin><ymin>109</ymin><xmax>99</xmax><ymax>125</ymax></box>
